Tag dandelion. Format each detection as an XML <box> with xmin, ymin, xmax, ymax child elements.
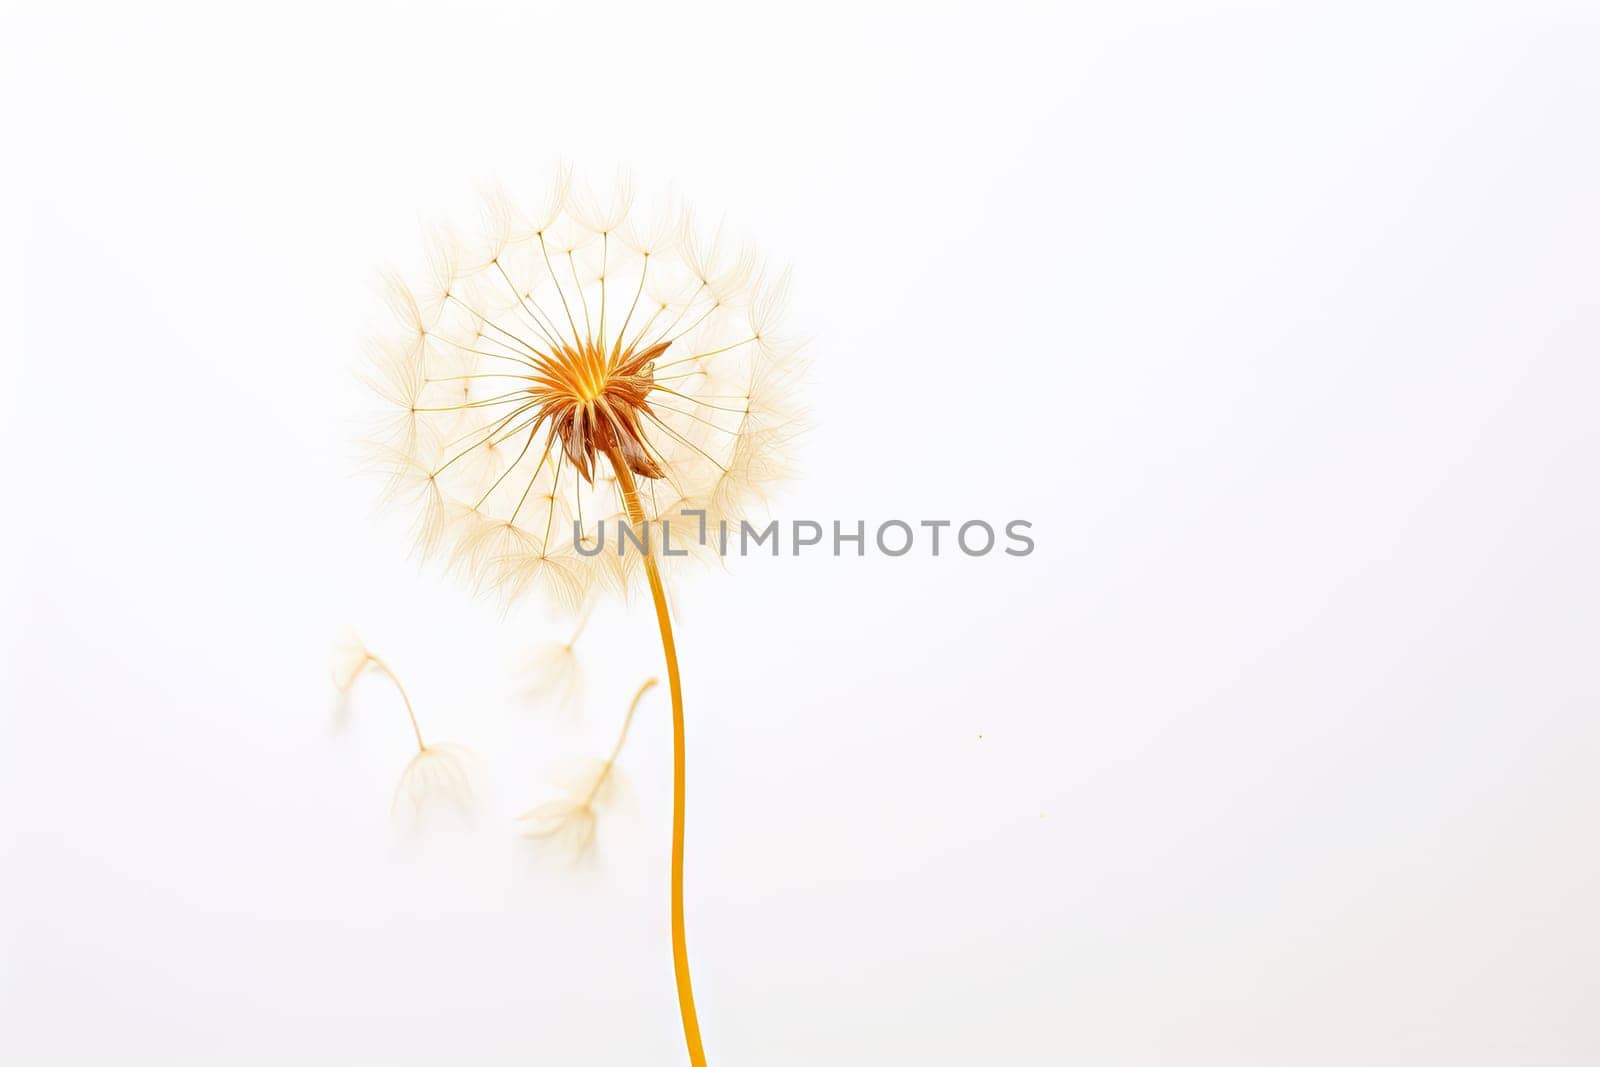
<box><xmin>366</xmin><ymin>168</ymin><xmax>804</xmax><ymax>1066</ymax></box>
<box><xmin>330</xmin><ymin>633</ymin><xmax>477</xmax><ymax>828</ymax></box>
<box><xmin>519</xmin><ymin>676</ymin><xmax>657</xmax><ymax>860</ymax></box>
<box><xmin>366</xmin><ymin>165</ymin><xmax>803</xmax><ymax>608</ymax></box>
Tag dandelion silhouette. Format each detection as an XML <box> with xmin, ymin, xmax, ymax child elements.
<box><xmin>331</xmin><ymin>631</ymin><xmax>476</xmax><ymax>828</ymax></box>
<box><xmin>519</xmin><ymin>677</ymin><xmax>657</xmax><ymax>861</ymax></box>
<box><xmin>365</xmin><ymin>166</ymin><xmax>803</xmax><ymax>1066</ymax></box>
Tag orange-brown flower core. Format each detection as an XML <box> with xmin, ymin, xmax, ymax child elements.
<box><xmin>530</xmin><ymin>338</ymin><xmax>671</xmax><ymax>483</ymax></box>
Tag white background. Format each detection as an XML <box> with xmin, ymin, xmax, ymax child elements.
<box><xmin>5</xmin><ymin>2</ymin><xmax>1599</xmax><ymax>1064</ymax></box>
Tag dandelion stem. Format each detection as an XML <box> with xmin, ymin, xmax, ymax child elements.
<box><xmin>367</xmin><ymin>654</ymin><xmax>425</xmax><ymax>753</ymax></box>
<box><xmin>603</xmin><ymin>445</ymin><xmax>707</xmax><ymax>1067</ymax></box>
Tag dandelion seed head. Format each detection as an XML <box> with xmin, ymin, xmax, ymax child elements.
<box><xmin>365</xmin><ymin>171</ymin><xmax>805</xmax><ymax>614</ymax></box>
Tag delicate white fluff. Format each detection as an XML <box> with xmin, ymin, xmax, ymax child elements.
<box><xmin>365</xmin><ymin>171</ymin><xmax>806</xmax><ymax>616</ymax></box>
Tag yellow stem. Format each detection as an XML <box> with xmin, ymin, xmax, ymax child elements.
<box><xmin>604</xmin><ymin>445</ymin><xmax>707</xmax><ymax>1067</ymax></box>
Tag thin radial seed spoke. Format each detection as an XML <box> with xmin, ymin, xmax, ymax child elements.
<box><xmin>483</xmin><ymin>411</ymin><xmax>541</xmax><ymax>455</ymax></box>
<box><xmin>652</xmin><ymin>403</ymin><xmax>743</xmax><ymax>433</ymax></box>
<box><xmin>616</xmin><ymin>253</ymin><xmax>650</xmax><ymax>356</ymax></box>
<box><xmin>653</xmin><ymin>336</ymin><xmax>757</xmax><ymax>372</ymax></box>
<box><xmin>487</xmin><ymin>408</ymin><xmax>546</xmax><ymax>448</ymax></box>
<box><xmin>427</xmin><ymin>373</ymin><xmax>538</xmax><ymax>384</ymax></box>
<box><xmin>624</xmin><ymin>301</ymin><xmax>668</xmax><ymax>355</ymax></box>
<box><xmin>537</xmin><ymin>232</ymin><xmax>584</xmax><ymax>347</ymax></box>
<box><xmin>500</xmin><ymin>435</ymin><xmax>556</xmax><ymax>516</ymax></box>
<box><xmin>434</xmin><ymin>400</ymin><xmax>540</xmax><ymax>476</ymax></box>
<box><xmin>412</xmin><ymin>389</ymin><xmax>533</xmax><ymax>413</ymax></box>
<box><xmin>431</xmin><ymin>332</ymin><xmax>543</xmax><ymax>373</ymax></box>
<box><xmin>508</xmin><ymin>469</ymin><xmax>542</xmax><ymax>530</ymax></box>
<box><xmin>413</xmin><ymin>397</ymin><xmax>529</xmax><ymax>415</ymax></box>
<box><xmin>443</xmin><ymin>392</ymin><xmax>548</xmax><ymax>447</ymax></box>
<box><xmin>492</xmin><ymin>268</ymin><xmax>569</xmax><ymax>351</ymax></box>
<box><xmin>649</xmin><ymin>390</ymin><xmax>748</xmax><ymax>415</ymax></box>
<box><xmin>643</xmin><ymin>409</ymin><xmax>730</xmax><ymax>472</ymax></box>
<box><xmin>441</xmin><ymin>410</ymin><xmax>535</xmax><ymax>470</ymax></box>
<box><xmin>428</xmin><ymin>328</ymin><xmax>541</xmax><ymax>370</ymax></box>
<box><xmin>656</xmin><ymin>388</ymin><xmax>751</xmax><ymax>404</ymax></box>
<box><xmin>649</xmin><ymin>399</ymin><xmax>742</xmax><ymax>435</ymax></box>
<box><xmin>539</xmin><ymin>450</ymin><xmax>568</xmax><ymax>546</ymax></box>
<box><xmin>474</xmin><ymin>323</ymin><xmax>550</xmax><ymax>363</ymax></box>
<box><xmin>575</xmin><ymin>455</ymin><xmax>585</xmax><ymax>529</ymax></box>
<box><xmin>492</xmin><ymin>257</ymin><xmax>564</xmax><ymax>342</ymax></box>
<box><xmin>517</xmin><ymin>296</ymin><xmax>573</xmax><ymax>352</ymax></box>
<box><xmin>467</xmin><ymin>319</ymin><xmax>553</xmax><ymax>364</ymax></box>
<box><xmin>567</xmin><ymin>250</ymin><xmax>592</xmax><ymax>341</ymax></box>
<box><xmin>492</xmin><ymin>259</ymin><xmax>566</xmax><ymax>351</ymax></box>
<box><xmin>510</xmin><ymin>437</ymin><xmax>558</xmax><ymax>527</ymax></box>
<box><xmin>494</xmin><ymin>289</ymin><xmax>562</xmax><ymax>355</ymax></box>
<box><xmin>597</xmin><ymin>233</ymin><xmax>608</xmax><ymax>349</ymax></box>
<box><xmin>663</xmin><ymin>298</ymin><xmax>723</xmax><ymax>347</ymax></box>
<box><xmin>473</xmin><ymin>417</ymin><xmax>542</xmax><ymax>509</ymax></box>
<box><xmin>446</xmin><ymin>294</ymin><xmax>545</xmax><ymax>358</ymax></box>
<box><xmin>645</xmin><ymin>281</ymin><xmax>708</xmax><ymax>348</ymax></box>
<box><xmin>442</xmin><ymin>400</ymin><xmax>538</xmax><ymax>450</ymax></box>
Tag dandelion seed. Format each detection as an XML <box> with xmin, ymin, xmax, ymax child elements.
<box><xmin>392</xmin><ymin>743</ymin><xmax>476</xmax><ymax>827</ymax></box>
<box><xmin>329</xmin><ymin>632</ymin><xmax>477</xmax><ymax>829</ymax></box>
<box><xmin>514</xmin><ymin>605</ymin><xmax>591</xmax><ymax>712</ymax></box>
<box><xmin>519</xmin><ymin>677</ymin><xmax>656</xmax><ymax>861</ymax></box>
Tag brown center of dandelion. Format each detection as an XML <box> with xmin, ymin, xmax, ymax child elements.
<box><xmin>534</xmin><ymin>337</ymin><xmax>671</xmax><ymax>483</ymax></box>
